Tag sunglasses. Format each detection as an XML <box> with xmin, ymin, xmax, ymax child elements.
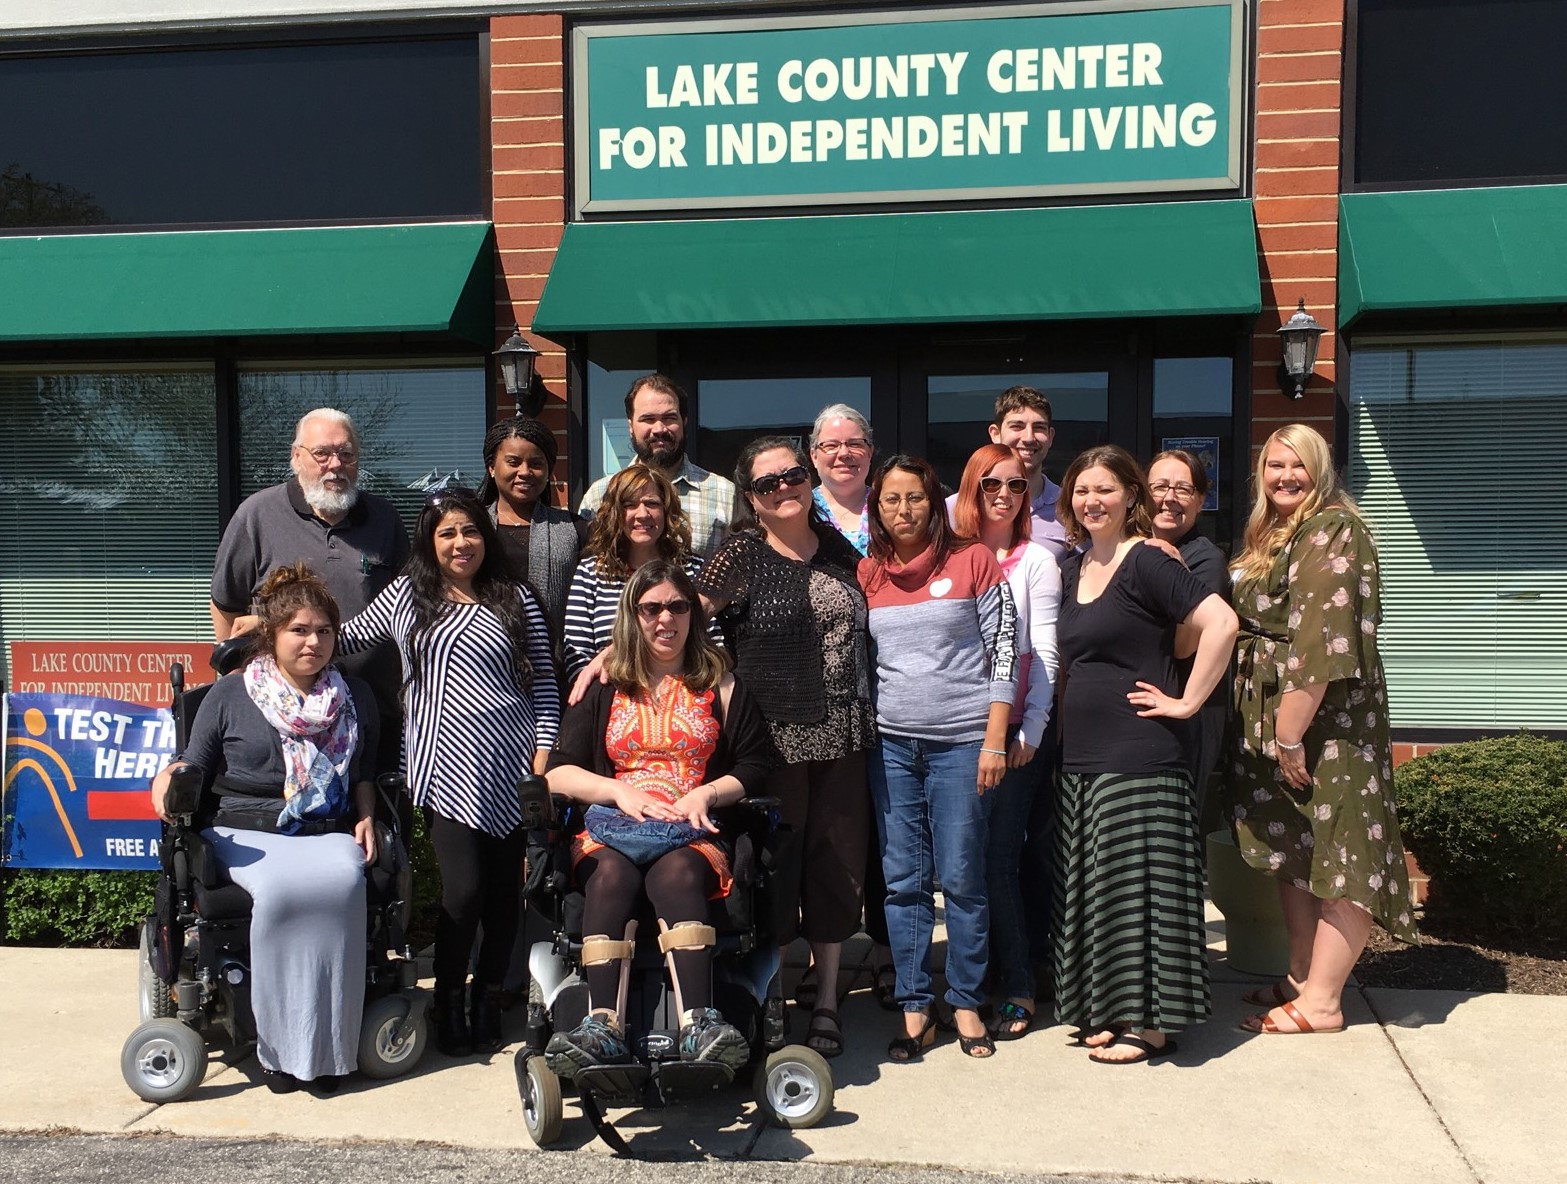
<box><xmin>748</xmin><ymin>465</ymin><xmax>810</xmax><ymax>496</ymax></box>
<box><xmin>980</xmin><ymin>476</ymin><xmax>1030</xmax><ymax>496</ymax></box>
<box><xmin>424</xmin><ymin>485</ymin><xmax>476</xmax><ymax>507</ymax></box>
<box><xmin>635</xmin><ymin>597</ymin><xmax>693</xmax><ymax>621</ymax></box>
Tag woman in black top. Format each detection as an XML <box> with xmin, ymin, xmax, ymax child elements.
<box><xmin>695</xmin><ymin>436</ymin><xmax>874</xmax><ymax>1060</ymax></box>
<box><xmin>1053</xmin><ymin>446</ymin><xmax>1236</xmax><ymax>1065</ymax></box>
<box><xmin>1147</xmin><ymin>448</ymin><xmax>1233</xmax><ymax>826</ymax></box>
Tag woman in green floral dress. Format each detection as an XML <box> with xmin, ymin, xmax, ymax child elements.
<box><xmin>1228</xmin><ymin>424</ymin><xmax>1416</xmax><ymax>1037</ymax></box>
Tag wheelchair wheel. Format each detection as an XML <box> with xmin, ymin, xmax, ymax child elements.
<box><xmin>517</xmin><ymin>1053</ymin><xmax>564</xmax><ymax>1147</ymax></box>
<box><xmin>121</xmin><ymin>1019</ymin><xmax>207</xmax><ymax>1103</ymax></box>
<box><xmin>138</xmin><ymin>919</ymin><xmax>176</xmax><ymax>1022</ymax></box>
<box><xmin>752</xmin><ymin>1044</ymin><xmax>834</xmax><ymax>1129</ymax></box>
<box><xmin>358</xmin><ymin>994</ymin><xmax>427</xmax><ymax>1079</ymax></box>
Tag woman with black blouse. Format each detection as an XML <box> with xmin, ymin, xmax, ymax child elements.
<box><xmin>695</xmin><ymin>436</ymin><xmax>875</xmax><ymax>1060</ymax></box>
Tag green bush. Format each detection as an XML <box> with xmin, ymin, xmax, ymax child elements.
<box><xmin>3</xmin><ymin>868</ymin><xmax>157</xmax><ymax>947</ymax></box>
<box><xmin>1395</xmin><ymin>734</ymin><xmax>1567</xmax><ymax>942</ymax></box>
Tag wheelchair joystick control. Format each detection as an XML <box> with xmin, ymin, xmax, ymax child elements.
<box><xmin>164</xmin><ymin>766</ymin><xmax>205</xmax><ymax>819</ymax></box>
<box><xmin>516</xmin><ymin>772</ymin><xmax>552</xmax><ymax>830</ymax></box>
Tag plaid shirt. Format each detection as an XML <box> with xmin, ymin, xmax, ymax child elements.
<box><xmin>578</xmin><ymin>457</ymin><xmax>739</xmax><ymax>563</ymax></box>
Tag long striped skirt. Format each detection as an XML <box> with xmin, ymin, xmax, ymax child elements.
<box><xmin>1052</xmin><ymin>769</ymin><xmax>1211</xmax><ymax>1034</ymax></box>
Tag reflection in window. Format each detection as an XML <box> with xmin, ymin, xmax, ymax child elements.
<box><xmin>585</xmin><ymin>333</ymin><xmax>658</xmax><ymax>486</ymax></box>
<box><xmin>1154</xmin><ymin>356</ymin><xmax>1233</xmax><ymax>539</ymax></box>
<box><xmin>927</xmin><ymin>372</ymin><xmax>1108</xmax><ymax>488</ymax></box>
<box><xmin>0</xmin><ymin>367</ymin><xmax>219</xmax><ymax>669</ymax></box>
<box><xmin>237</xmin><ymin>365</ymin><xmax>486</xmax><ymax>533</ymax></box>
<box><xmin>696</xmin><ymin>377</ymin><xmax>871</xmax><ymax>487</ymax></box>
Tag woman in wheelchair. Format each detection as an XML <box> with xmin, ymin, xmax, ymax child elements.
<box><xmin>543</xmin><ymin>560</ymin><xmax>775</xmax><ymax>1077</ymax></box>
<box><xmin>149</xmin><ymin>564</ymin><xmax>379</xmax><ymax>1095</ymax></box>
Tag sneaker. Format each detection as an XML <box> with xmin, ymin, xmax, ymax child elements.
<box><xmin>544</xmin><ymin>1013</ymin><xmax>632</xmax><ymax>1080</ymax></box>
<box><xmin>678</xmin><ymin>1007</ymin><xmax>750</xmax><ymax>1069</ymax></box>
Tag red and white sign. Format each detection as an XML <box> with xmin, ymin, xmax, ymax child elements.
<box><xmin>8</xmin><ymin>642</ymin><xmax>215</xmax><ymax>710</ymax></box>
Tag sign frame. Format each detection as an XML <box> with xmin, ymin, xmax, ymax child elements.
<box><xmin>571</xmin><ymin>0</ymin><xmax>1248</xmax><ymax>216</ymax></box>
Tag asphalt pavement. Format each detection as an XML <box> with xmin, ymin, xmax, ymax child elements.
<box><xmin>2</xmin><ymin>908</ymin><xmax>1564</xmax><ymax>1184</ymax></box>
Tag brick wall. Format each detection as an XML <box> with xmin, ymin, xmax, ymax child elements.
<box><xmin>490</xmin><ymin>15</ymin><xmax>569</xmax><ymax>490</ymax></box>
<box><xmin>1251</xmin><ymin>0</ymin><xmax>1344</xmax><ymax>449</ymax></box>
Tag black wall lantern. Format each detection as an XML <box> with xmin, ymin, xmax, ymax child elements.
<box><xmin>493</xmin><ymin>324</ymin><xmax>543</xmax><ymax>415</ymax></box>
<box><xmin>1276</xmin><ymin>298</ymin><xmax>1326</xmax><ymax>400</ymax></box>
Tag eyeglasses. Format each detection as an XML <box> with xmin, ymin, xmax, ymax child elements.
<box><xmin>748</xmin><ymin>465</ymin><xmax>810</xmax><ymax>496</ymax></box>
<box><xmin>1148</xmin><ymin>481</ymin><xmax>1199</xmax><ymax>501</ymax></box>
<box><xmin>812</xmin><ymin>438</ymin><xmax>870</xmax><ymax>456</ymax></box>
<box><xmin>979</xmin><ymin>476</ymin><xmax>1030</xmax><ymax>496</ymax></box>
<box><xmin>635</xmin><ymin>597</ymin><xmax>692</xmax><ymax>621</ymax></box>
<box><xmin>877</xmin><ymin>493</ymin><xmax>929</xmax><ymax>510</ymax></box>
<box><xmin>301</xmin><ymin>445</ymin><xmax>358</xmax><ymax>464</ymax></box>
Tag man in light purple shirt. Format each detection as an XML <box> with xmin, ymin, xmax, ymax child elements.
<box><xmin>945</xmin><ymin>385</ymin><xmax>1069</xmax><ymax>562</ymax></box>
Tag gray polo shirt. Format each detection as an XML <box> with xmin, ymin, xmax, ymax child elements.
<box><xmin>211</xmin><ymin>479</ymin><xmax>410</xmax><ymax>617</ymax></box>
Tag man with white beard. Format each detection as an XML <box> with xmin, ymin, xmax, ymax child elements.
<box><xmin>210</xmin><ymin>408</ymin><xmax>410</xmax><ymax>640</ymax></box>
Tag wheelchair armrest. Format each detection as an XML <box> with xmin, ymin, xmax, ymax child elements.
<box><xmin>374</xmin><ymin>773</ymin><xmax>406</xmax><ymax>817</ymax></box>
<box><xmin>737</xmin><ymin>796</ymin><xmax>780</xmax><ymax>812</ymax></box>
<box><xmin>209</xmin><ymin>636</ymin><xmax>251</xmax><ymax>678</ymax></box>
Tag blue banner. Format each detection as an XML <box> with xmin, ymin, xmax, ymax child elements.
<box><xmin>3</xmin><ymin>692</ymin><xmax>172</xmax><ymax>869</ymax></box>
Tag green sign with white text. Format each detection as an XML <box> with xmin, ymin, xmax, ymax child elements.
<box><xmin>572</xmin><ymin>1</ymin><xmax>1245</xmax><ymax>213</ymax></box>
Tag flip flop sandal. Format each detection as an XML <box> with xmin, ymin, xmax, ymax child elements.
<box><xmin>1242</xmin><ymin>981</ymin><xmax>1298</xmax><ymax>1008</ymax></box>
<box><xmin>1239</xmin><ymin>1000</ymin><xmax>1345</xmax><ymax>1036</ymax></box>
<box><xmin>805</xmin><ymin>1007</ymin><xmax>844</xmax><ymax>1059</ymax></box>
<box><xmin>1088</xmin><ymin>1034</ymin><xmax>1178</xmax><ymax>1065</ymax></box>
<box><xmin>1068</xmin><ymin>1022</ymin><xmax>1128</xmax><ymax>1047</ymax></box>
<box><xmin>989</xmin><ymin>1001</ymin><xmax>1036</xmax><ymax>1042</ymax></box>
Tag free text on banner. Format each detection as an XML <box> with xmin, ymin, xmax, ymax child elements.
<box><xmin>575</xmin><ymin>0</ymin><xmax>1244</xmax><ymax>212</ymax></box>
<box><xmin>3</xmin><ymin>692</ymin><xmax>169</xmax><ymax>869</ymax></box>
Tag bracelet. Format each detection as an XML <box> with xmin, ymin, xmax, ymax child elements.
<box><xmin>1275</xmin><ymin>740</ymin><xmax>1305</xmax><ymax>753</ymax></box>
<box><xmin>981</xmin><ymin>748</ymin><xmax>1008</xmax><ymax>757</ymax></box>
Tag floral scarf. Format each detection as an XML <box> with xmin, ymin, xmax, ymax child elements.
<box><xmin>243</xmin><ymin>655</ymin><xmax>358</xmax><ymax>833</ymax></box>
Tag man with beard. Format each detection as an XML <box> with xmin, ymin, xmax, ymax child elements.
<box><xmin>577</xmin><ymin>373</ymin><xmax>737</xmax><ymax>562</ymax></box>
<box><xmin>209</xmin><ymin>408</ymin><xmax>410</xmax><ymax>767</ymax></box>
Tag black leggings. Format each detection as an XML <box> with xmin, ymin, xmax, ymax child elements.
<box><xmin>427</xmin><ymin>811</ymin><xmax>525</xmax><ymax>994</ymax></box>
<box><xmin>579</xmin><ymin>845</ymin><xmax>716</xmax><ymax>1012</ymax></box>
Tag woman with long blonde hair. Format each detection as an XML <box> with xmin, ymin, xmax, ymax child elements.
<box><xmin>1229</xmin><ymin>424</ymin><xmax>1416</xmax><ymax>1038</ymax></box>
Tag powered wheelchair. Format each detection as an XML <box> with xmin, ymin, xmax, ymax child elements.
<box><xmin>120</xmin><ymin>644</ymin><xmax>427</xmax><ymax>1103</ymax></box>
<box><xmin>511</xmin><ymin>776</ymin><xmax>834</xmax><ymax>1151</ymax></box>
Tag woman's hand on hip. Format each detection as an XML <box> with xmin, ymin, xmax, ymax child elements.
<box><xmin>1128</xmin><ymin>681</ymin><xmax>1196</xmax><ymax>720</ymax></box>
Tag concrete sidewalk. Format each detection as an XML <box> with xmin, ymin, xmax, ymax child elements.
<box><xmin>3</xmin><ymin>916</ymin><xmax>1564</xmax><ymax>1184</ymax></box>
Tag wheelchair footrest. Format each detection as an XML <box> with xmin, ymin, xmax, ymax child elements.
<box><xmin>656</xmin><ymin>1060</ymin><xmax>735</xmax><ymax>1098</ymax></box>
<box><xmin>576</xmin><ymin>1064</ymin><xmax>650</xmax><ymax>1105</ymax></box>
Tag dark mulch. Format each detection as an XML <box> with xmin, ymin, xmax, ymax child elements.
<box><xmin>1357</xmin><ymin>912</ymin><xmax>1567</xmax><ymax>995</ymax></box>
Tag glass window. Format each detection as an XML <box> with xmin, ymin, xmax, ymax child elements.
<box><xmin>0</xmin><ymin>366</ymin><xmax>219</xmax><ymax>681</ymax></box>
<box><xmin>927</xmin><ymin>372</ymin><xmax>1109</xmax><ymax>490</ymax></box>
<box><xmin>695</xmin><ymin>377</ymin><xmax>871</xmax><ymax>486</ymax></box>
<box><xmin>1349</xmin><ymin>341</ymin><xmax>1567</xmax><ymax>729</ymax></box>
<box><xmin>1354</xmin><ymin>0</ymin><xmax>1567</xmax><ymax>186</ymax></box>
<box><xmin>0</xmin><ymin>34</ymin><xmax>482</xmax><ymax>230</ymax></box>
<box><xmin>1154</xmin><ymin>356</ymin><xmax>1233</xmax><ymax>541</ymax></box>
<box><xmin>237</xmin><ymin>364</ymin><xmax>487</xmax><ymax>532</ymax></box>
<box><xmin>584</xmin><ymin>333</ymin><xmax>658</xmax><ymax>486</ymax></box>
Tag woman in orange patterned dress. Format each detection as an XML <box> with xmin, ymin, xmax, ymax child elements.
<box><xmin>543</xmin><ymin>559</ymin><xmax>775</xmax><ymax>1077</ymax></box>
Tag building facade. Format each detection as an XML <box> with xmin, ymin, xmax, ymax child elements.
<box><xmin>2</xmin><ymin>0</ymin><xmax>1563</xmax><ymax>745</ymax></box>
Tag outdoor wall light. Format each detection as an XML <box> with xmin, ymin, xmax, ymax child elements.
<box><xmin>1276</xmin><ymin>298</ymin><xmax>1325</xmax><ymax>400</ymax></box>
<box><xmin>493</xmin><ymin>324</ymin><xmax>541</xmax><ymax>406</ymax></box>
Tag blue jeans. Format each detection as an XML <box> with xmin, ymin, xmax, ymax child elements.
<box><xmin>985</xmin><ymin>749</ymin><xmax>1049</xmax><ymax>1000</ymax></box>
<box><xmin>869</xmin><ymin>734</ymin><xmax>989</xmax><ymax>1013</ymax></box>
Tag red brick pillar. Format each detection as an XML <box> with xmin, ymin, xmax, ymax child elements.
<box><xmin>1251</xmin><ymin>0</ymin><xmax>1345</xmax><ymax>449</ymax></box>
<box><xmin>491</xmin><ymin>15</ymin><xmax>569</xmax><ymax>489</ymax></box>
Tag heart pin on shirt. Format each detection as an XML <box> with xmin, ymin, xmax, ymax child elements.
<box><xmin>929</xmin><ymin>578</ymin><xmax>953</xmax><ymax>598</ymax></box>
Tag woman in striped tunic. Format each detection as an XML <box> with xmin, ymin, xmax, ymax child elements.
<box><xmin>339</xmin><ymin>486</ymin><xmax>559</xmax><ymax>1059</ymax></box>
<box><xmin>1052</xmin><ymin>446</ymin><xmax>1236</xmax><ymax>1065</ymax></box>
<box><xmin>563</xmin><ymin>463</ymin><xmax>708</xmax><ymax>685</ymax></box>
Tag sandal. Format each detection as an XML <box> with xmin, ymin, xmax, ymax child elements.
<box><xmin>793</xmin><ymin>964</ymin><xmax>819</xmax><ymax>1010</ymax></box>
<box><xmin>887</xmin><ymin>1014</ymin><xmax>937</xmax><ymax>1063</ymax></box>
<box><xmin>870</xmin><ymin>961</ymin><xmax>899</xmax><ymax>1012</ymax></box>
<box><xmin>1241</xmin><ymin>981</ymin><xmax>1298</xmax><ymax>1008</ymax></box>
<box><xmin>1068</xmin><ymin>1022</ymin><xmax>1128</xmax><ymax>1048</ymax></box>
<box><xmin>954</xmin><ymin>1010</ymin><xmax>995</xmax><ymax>1059</ymax></box>
<box><xmin>805</xmin><ymin>1007</ymin><xmax>844</xmax><ymax>1059</ymax></box>
<box><xmin>1088</xmin><ymin>1033</ymin><xmax>1178</xmax><ymax>1065</ymax></box>
<box><xmin>989</xmin><ymin>1000</ymin><xmax>1036</xmax><ymax>1041</ymax></box>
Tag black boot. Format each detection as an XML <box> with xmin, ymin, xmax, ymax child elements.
<box><xmin>433</xmin><ymin>986</ymin><xmax>472</xmax><ymax>1057</ymax></box>
<box><xmin>470</xmin><ymin>984</ymin><xmax>506</xmax><ymax>1053</ymax></box>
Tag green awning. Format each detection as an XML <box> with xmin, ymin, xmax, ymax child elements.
<box><xmin>1339</xmin><ymin>186</ymin><xmax>1567</xmax><ymax>329</ymax></box>
<box><xmin>531</xmin><ymin>201</ymin><xmax>1261</xmax><ymax>334</ymax></box>
<box><xmin>0</xmin><ymin>222</ymin><xmax>495</xmax><ymax>346</ymax></box>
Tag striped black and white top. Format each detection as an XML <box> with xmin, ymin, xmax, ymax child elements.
<box><xmin>339</xmin><ymin>576</ymin><xmax>560</xmax><ymax>837</ymax></box>
<box><xmin>561</xmin><ymin>554</ymin><xmax>716</xmax><ymax>679</ymax></box>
